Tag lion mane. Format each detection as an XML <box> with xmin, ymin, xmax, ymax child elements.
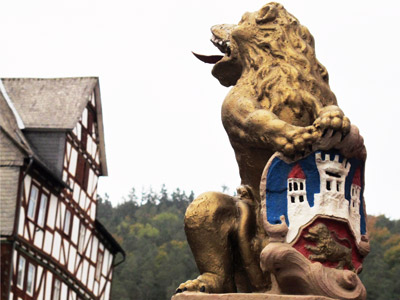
<box><xmin>228</xmin><ymin>2</ymin><xmax>338</xmax><ymax>123</ymax></box>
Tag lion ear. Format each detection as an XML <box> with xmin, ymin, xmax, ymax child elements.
<box><xmin>256</xmin><ymin>4</ymin><xmax>279</xmax><ymax>24</ymax></box>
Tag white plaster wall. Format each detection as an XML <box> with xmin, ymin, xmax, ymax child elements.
<box><xmin>91</xmin><ymin>237</ymin><xmax>98</xmax><ymax>262</ymax></box>
<box><xmin>45</xmin><ymin>272</ymin><xmax>52</xmax><ymax>300</ymax></box>
<box><xmin>69</xmin><ymin>147</ymin><xmax>78</xmax><ymax>176</ymax></box>
<box><xmin>82</xmin><ymin>259</ymin><xmax>89</xmax><ymax>285</ymax></box>
<box><xmin>68</xmin><ymin>246</ymin><xmax>76</xmax><ymax>273</ymax></box>
<box><xmin>52</xmin><ymin>232</ymin><xmax>61</xmax><ymax>260</ymax></box>
<box><xmin>36</xmin><ymin>266</ymin><xmax>43</xmax><ymax>289</ymax></box>
<box><xmin>102</xmin><ymin>249</ymin><xmax>109</xmax><ymax>276</ymax></box>
<box><xmin>47</xmin><ymin>195</ymin><xmax>58</xmax><ymax>229</ymax></box>
<box><xmin>61</xmin><ymin>282</ymin><xmax>68</xmax><ymax>300</ymax></box>
<box><xmin>24</xmin><ymin>175</ymin><xmax>31</xmax><ymax>201</ymax></box>
<box><xmin>88</xmin><ymin>265</ymin><xmax>95</xmax><ymax>292</ymax></box>
<box><xmin>18</xmin><ymin>206</ymin><xmax>25</xmax><ymax>236</ymax></box>
<box><xmin>33</xmin><ymin>229</ymin><xmax>43</xmax><ymax>249</ymax></box>
<box><xmin>71</xmin><ymin>216</ymin><xmax>79</xmax><ymax>245</ymax></box>
<box><xmin>43</xmin><ymin>231</ymin><xmax>53</xmax><ymax>254</ymax></box>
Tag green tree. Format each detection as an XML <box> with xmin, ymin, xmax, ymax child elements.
<box><xmin>97</xmin><ymin>186</ymin><xmax>198</xmax><ymax>300</ymax></box>
<box><xmin>98</xmin><ymin>190</ymin><xmax>400</xmax><ymax>300</ymax></box>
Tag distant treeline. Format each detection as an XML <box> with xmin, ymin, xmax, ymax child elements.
<box><xmin>97</xmin><ymin>187</ymin><xmax>400</xmax><ymax>300</ymax></box>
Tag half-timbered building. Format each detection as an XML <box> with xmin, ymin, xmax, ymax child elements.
<box><xmin>0</xmin><ymin>78</ymin><xmax>125</xmax><ymax>300</ymax></box>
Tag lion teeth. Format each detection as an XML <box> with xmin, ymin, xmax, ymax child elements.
<box><xmin>210</xmin><ymin>35</ymin><xmax>231</xmax><ymax>55</ymax></box>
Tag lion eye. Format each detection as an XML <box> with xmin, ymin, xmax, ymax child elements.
<box><xmin>239</xmin><ymin>12</ymin><xmax>251</xmax><ymax>24</ymax></box>
<box><xmin>256</xmin><ymin>5</ymin><xmax>277</xmax><ymax>24</ymax></box>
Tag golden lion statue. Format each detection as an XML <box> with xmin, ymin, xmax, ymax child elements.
<box><xmin>177</xmin><ymin>2</ymin><xmax>365</xmax><ymax>294</ymax></box>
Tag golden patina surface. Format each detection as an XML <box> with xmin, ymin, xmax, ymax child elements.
<box><xmin>177</xmin><ymin>2</ymin><xmax>365</xmax><ymax>295</ymax></box>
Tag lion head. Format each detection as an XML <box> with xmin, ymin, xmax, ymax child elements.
<box><xmin>196</xmin><ymin>2</ymin><xmax>337</xmax><ymax>116</ymax></box>
<box><xmin>305</xmin><ymin>223</ymin><xmax>331</xmax><ymax>241</ymax></box>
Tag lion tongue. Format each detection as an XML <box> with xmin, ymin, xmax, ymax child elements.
<box><xmin>192</xmin><ymin>52</ymin><xmax>224</xmax><ymax>64</ymax></box>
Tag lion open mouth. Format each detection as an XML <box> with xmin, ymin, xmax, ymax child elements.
<box><xmin>192</xmin><ymin>33</ymin><xmax>231</xmax><ymax>64</ymax></box>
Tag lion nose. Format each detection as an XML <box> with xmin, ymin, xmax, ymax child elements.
<box><xmin>210</xmin><ymin>24</ymin><xmax>236</xmax><ymax>40</ymax></box>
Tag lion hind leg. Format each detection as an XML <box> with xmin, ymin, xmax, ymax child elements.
<box><xmin>177</xmin><ymin>192</ymin><xmax>237</xmax><ymax>293</ymax></box>
<box><xmin>176</xmin><ymin>273</ymin><xmax>225</xmax><ymax>293</ymax></box>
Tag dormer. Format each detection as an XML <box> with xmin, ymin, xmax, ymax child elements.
<box><xmin>1</xmin><ymin>78</ymin><xmax>107</xmax><ymax>221</ymax></box>
<box><xmin>1</xmin><ymin>77</ymin><xmax>107</xmax><ymax>178</ymax></box>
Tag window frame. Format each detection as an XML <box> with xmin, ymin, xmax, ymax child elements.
<box><xmin>16</xmin><ymin>255</ymin><xmax>26</xmax><ymax>290</ymax></box>
<box><xmin>26</xmin><ymin>262</ymin><xmax>36</xmax><ymax>296</ymax></box>
<box><xmin>78</xmin><ymin>223</ymin><xmax>86</xmax><ymax>254</ymax></box>
<box><xmin>53</xmin><ymin>278</ymin><xmax>61</xmax><ymax>300</ymax></box>
<box><xmin>27</xmin><ymin>185</ymin><xmax>39</xmax><ymax>221</ymax></box>
<box><xmin>95</xmin><ymin>250</ymin><xmax>103</xmax><ymax>281</ymax></box>
<box><xmin>27</xmin><ymin>182</ymin><xmax>50</xmax><ymax>229</ymax></box>
<box><xmin>287</xmin><ymin>178</ymin><xmax>307</xmax><ymax>204</ymax></box>
<box><xmin>37</xmin><ymin>192</ymin><xmax>49</xmax><ymax>227</ymax></box>
<box><xmin>63</xmin><ymin>209</ymin><xmax>72</xmax><ymax>236</ymax></box>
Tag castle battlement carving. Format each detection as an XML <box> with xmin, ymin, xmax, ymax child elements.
<box><xmin>286</xmin><ymin>152</ymin><xmax>362</xmax><ymax>243</ymax></box>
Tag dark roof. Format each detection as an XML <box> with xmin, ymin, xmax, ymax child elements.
<box><xmin>1</xmin><ymin>77</ymin><xmax>107</xmax><ymax>175</ymax></box>
<box><xmin>0</xmin><ymin>91</ymin><xmax>70</xmax><ymax>237</ymax></box>
<box><xmin>0</xmin><ymin>91</ymin><xmax>28</xmax><ymax>236</ymax></box>
<box><xmin>1</xmin><ymin>77</ymin><xmax>97</xmax><ymax>129</ymax></box>
<box><xmin>0</xmin><ymin>90</ymin><xmax>34</xmax><ymax>156</ymax></box>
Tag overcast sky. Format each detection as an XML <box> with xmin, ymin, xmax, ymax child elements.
<box><xmin>1</xmin><ymin>0</ymin><xmax>399</xmax><ymax>219</ymax></box>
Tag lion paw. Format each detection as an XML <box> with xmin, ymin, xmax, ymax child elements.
<box><xmin>276</xmin><ymin>126</ymin><xmax>318</xmax><ymax>158</ymax></box>
<box><xmin>176</xmin><ymin>273</ymin><xmax>226</xmax><ymax>294</ymax></box>
<box><xmin>313</xmin><ymin>106</ymin><xmax>351</xmax><ymax>134</ymax></box>
<box><xmin>310</xmin><ymin>106</ymin><xmax>359</xmax><ymax>153</ymax></box>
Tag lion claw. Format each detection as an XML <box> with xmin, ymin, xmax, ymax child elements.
<box><xmin>176</xmin><ymin>273</ymin><xmax>226</xmax><ymax>293</ymax></box>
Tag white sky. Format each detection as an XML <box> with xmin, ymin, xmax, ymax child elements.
<box><xmin>1</xmin><ymin>0</ymin><xmax>399</xmax><ymax>219</ymax></box>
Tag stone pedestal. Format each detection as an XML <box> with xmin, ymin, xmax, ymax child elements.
<box><xmin>172</xmin><ymin>293</ymin><xmax>337</xmax><ymax>300</ymax></box>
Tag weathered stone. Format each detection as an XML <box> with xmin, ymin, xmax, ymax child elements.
<box><xmin>172</xmin><ymin>293</ymin><xmax>337</xmax><ymax>300</ymax></box>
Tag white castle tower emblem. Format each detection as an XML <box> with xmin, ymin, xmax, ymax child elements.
<box><xmin>286</xmin><ymin>153</ymin><xmax>362</xmax><ymax>243</ymax></box>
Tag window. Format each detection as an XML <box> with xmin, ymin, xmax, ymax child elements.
<box><xmin>53</xmin><ymin>279</ymin><xmax>61</xmax><ymax>300</ymax></box>
<box><xmin>76</xmin><ymin>154</ymin><xmax>90</xmax><ymax>191</ymax></box>
<box><xmin>95</xmin><ymin>252</ymin><xmax>103</xmax><ymax>281</ymax></box>
<box><xmin>78</xmin><ymin>224</ymin><xmax>86</xmax><ymax>254</ymax></box>
<box><xmin>37</xmin><ymin>194</ymin><xmax>48</xmax><ymax>227</ymax></box>
<box><xmin>63</xmin><ymin>210</ymin><xmax>71</xmax><ymax>235</ymax></box>
<box><xmin>26</xmin><ymin>263</ymin><xmax>35</xmax><ymax>296</ymax></box>
<box><xmin>287</xmin><ymin>179</ymin><xmax>307</xmax><ymax>205</ymax></box>
<box><xmin>27</xmin><ymin>185</ymin><xmax>39</xmax><ymax>220</ymax></box>
<box><xmin>326</xmin><ymin>180</ymin><xmax>331</xmax><ymax>191</ymax></box>
<box><xmin>17</xmin><ymin>256</ymin><xmax>26</xmax><ymax>289</ymax></box>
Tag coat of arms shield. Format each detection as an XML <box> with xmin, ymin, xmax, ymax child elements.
<box><xmin>260</xmin><ymin>150</ymin><xmax>369</xmax><ymax>272</ymax></box>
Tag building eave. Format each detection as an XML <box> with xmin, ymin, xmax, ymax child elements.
<box><xmin>93</xmin><ymin>81</ymin><xmax>108</xmax><ymax>176</ymax></box>
<box><xmin>94</xmin><ymin>220</ymin><xmax>124</xmax><ymax>259</ymax></box>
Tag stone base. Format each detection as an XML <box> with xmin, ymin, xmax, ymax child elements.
<box><xmin>172</xmin><ymin>293</ymin><xmax>337</xmax><ymax>300</ymax></box>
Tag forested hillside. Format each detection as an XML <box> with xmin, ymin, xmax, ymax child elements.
<box><xmin>97</xmin><ymin>187</ymin><xmax>400</xmax><ymax>300</ymax></box>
